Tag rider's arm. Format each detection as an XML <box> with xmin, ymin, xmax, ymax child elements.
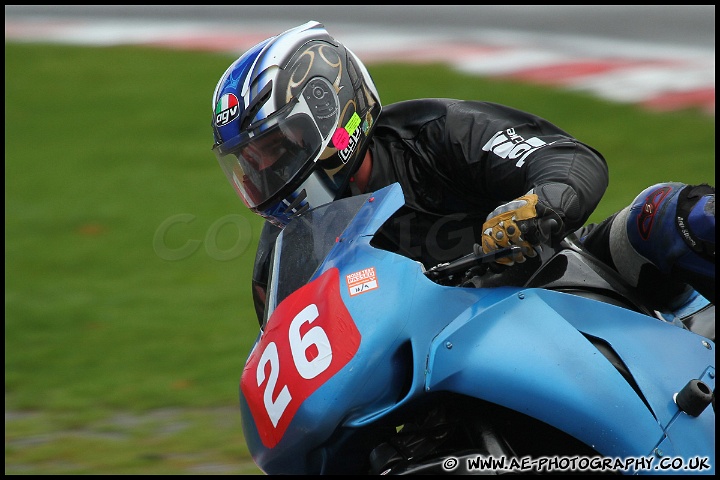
<box><xmin>439</xmin><ymin>100</ymin><xmax>609</xmax><ymax>235</ymax></box>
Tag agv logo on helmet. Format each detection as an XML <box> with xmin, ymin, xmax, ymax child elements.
<box><xmin>215</xmin><ymin>93</ymin><xmax>240</xmax><ymax>127</ymax></box>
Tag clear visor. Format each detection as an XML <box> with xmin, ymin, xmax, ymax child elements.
<box><xmin>213</xmin><ymin>78</ymin><xmax>339</xmax><ymax>209</ymax></box>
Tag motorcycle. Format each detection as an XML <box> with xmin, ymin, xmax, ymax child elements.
<box><xmin>238</xmin><ymin>182</ymin><xmax>715</xmax><ymax>475</ymax></box>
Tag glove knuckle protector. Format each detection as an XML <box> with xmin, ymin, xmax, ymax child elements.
<box><xmin>481</xmin><ymin>183</ymin><xmax>579</xmax><ymax>265</ymax></box>
<box><xmin>482</xmin><ymin>194</ymin><xmax>541</xmax><ymax>264</ymax></box>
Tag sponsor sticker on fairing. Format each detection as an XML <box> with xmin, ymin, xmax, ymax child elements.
<box><xmin>346</xmin><ymin>267</ymin><xmax>379</xmax><ymax>296</ymax></box>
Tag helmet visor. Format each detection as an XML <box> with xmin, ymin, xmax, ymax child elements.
<box><xmin>213</xmin><ymin>78</ymin><xmax>339</xmax><ymax>209</ymax></box>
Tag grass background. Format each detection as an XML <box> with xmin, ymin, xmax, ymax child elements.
<box><xmin>4</xmin><ymin>42</ymin><xmax>715</xmax><ymax>474</ymax></box>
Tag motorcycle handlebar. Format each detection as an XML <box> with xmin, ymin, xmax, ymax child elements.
<box><xmin>424</xmin><ymin>245</ymin><xmax>522</xmax><ymax>280</ymax></box>
<box><xmin>424</xmin><ymin>217</ymin><xmax>562</xmax><ymax>282</ymax></box>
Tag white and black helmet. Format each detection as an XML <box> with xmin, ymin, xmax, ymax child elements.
<box><xmin>211</xmin><ymin>21</ymin><xmax>382</xmax><ymax>227</ymax></box>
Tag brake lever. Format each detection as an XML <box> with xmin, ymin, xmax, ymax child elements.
<box><xmin>425</xmin><ymin>245</ymin><xmax>522</xmax><ymax>280</ymax></box>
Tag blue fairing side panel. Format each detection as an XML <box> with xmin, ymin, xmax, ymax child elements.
<box><xmin>426</xmin><ymin>288</ymin><xmax>667</xmax><ymax>458</ymax></box>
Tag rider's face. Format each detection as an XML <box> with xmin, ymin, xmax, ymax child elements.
<box><xmin>240</xmin><ymin>127</ymin><xmax>304</xmax><ymax>171</ymax></box>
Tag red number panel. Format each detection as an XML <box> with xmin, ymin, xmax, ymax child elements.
<box><xmin>240</xmin><ymin>267</ymin><xmax>361</xmax><ymax>448</ymax></box>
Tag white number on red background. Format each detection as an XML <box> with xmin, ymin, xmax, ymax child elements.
<box><xmin>255</xmin><ymin>303</ymin><xmax>333</xmax><ymax>425</ymax></box>
<box><xmin>289</xmin><ymin>304</ymin><xmax>332</xmax><ymax>379</ymax></box>
<box><xmin>256</xmin><ymin>342</ymin><xmax>291</xmax><ymax>427</ymax></box>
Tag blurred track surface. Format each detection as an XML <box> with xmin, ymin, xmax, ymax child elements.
<box><xmin>5</xmin><ymin>5</ymin><xmax>715</xmax><ymax>114</ymax></box>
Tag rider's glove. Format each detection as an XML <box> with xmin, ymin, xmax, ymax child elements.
<box><xmin>482</xmin><ymin>184</ymin><xmax>572</xmax><ymax>265</ymax></box>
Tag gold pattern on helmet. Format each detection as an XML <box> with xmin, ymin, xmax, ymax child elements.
<box><xmin>274</xmin><ymin>39</ymin><xmax>380</xmax><ymax>181</ymax></box>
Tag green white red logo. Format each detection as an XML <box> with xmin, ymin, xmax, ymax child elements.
<box><xmin>215</xmin><ymin>93</ymin><xmax>240</xmax><ymax>127</ymax></box>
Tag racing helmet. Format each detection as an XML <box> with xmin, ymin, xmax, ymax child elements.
<box><xmin>211</xmin><ymin>21</ymin><xmax>382</xmax><ymax>227</ymax></box>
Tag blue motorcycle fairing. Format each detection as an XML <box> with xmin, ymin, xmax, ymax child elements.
<box><xmin>335</xmin><ymin>244</ymin><xmax>505</xmax><ymax>429</ymax></box>
<box><xmin>542</xmin><ymin>290</ymin><xmax>715</xmax><ymax>431</ymax></box>
<box><xmin>425</xmin><ymin>288</ymin><xmax>714</xmax><ymax>471</ymax></box>
<box><xmin>239</xmin><ymin>182</ymin><xmax>715</xmax><ymax>475</ymax></box>
<box><xmin>245</xmin><ymin>242</ymin><xmax>497</xmax><ymax>474</ymax></box>
<box><xmin>241</xmin><ymin>184</ymin><xmax>499</xmax><ymax>474</ymax></box>
<box><xmin>426</xmin><ymin>289</ymin><xmax>662</xmax><ymax>459</ymax></box>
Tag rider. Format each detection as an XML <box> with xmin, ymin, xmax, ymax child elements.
<box><xmin>210</xmin><ymin>21</ymin><xmax>715</xmax><ymax>325</ymax></box>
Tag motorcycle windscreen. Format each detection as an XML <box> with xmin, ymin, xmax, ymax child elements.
<box><xmin>263</xmin><ymin>193</ymin><xmax>372</xmax><ymax>327</ymax></box>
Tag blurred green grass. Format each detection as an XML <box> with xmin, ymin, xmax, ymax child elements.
<box><xmin>4</xmin><ymin>42</ymin><xmax>715</xmax><ymax>474</ymax></box>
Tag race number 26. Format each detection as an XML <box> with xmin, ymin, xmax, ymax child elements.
<box><xmin>256</xmin><ymin>304</ymin><xmax>330</xmax><ymax>427</ymax></box>
<box><xmin>240</xmin><ymin>268</ymin><xmax>361</xmax><ymax>448</ymax></box>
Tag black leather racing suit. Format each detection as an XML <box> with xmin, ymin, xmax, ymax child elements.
<box><xmin>251</xmin><ymin>99</ymin><xmax>609</xmax><ymax>324</ymax></box>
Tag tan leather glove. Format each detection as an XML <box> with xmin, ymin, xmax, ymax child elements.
<box><xmin>483</xmin><ymin>184</ymin><xmax>577</xmax><ymax>266</ymax></box>
<box><xmin>481</xmin><ymin>194</ymin><xmax>541</xmax><ymax>266</ymax></box>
